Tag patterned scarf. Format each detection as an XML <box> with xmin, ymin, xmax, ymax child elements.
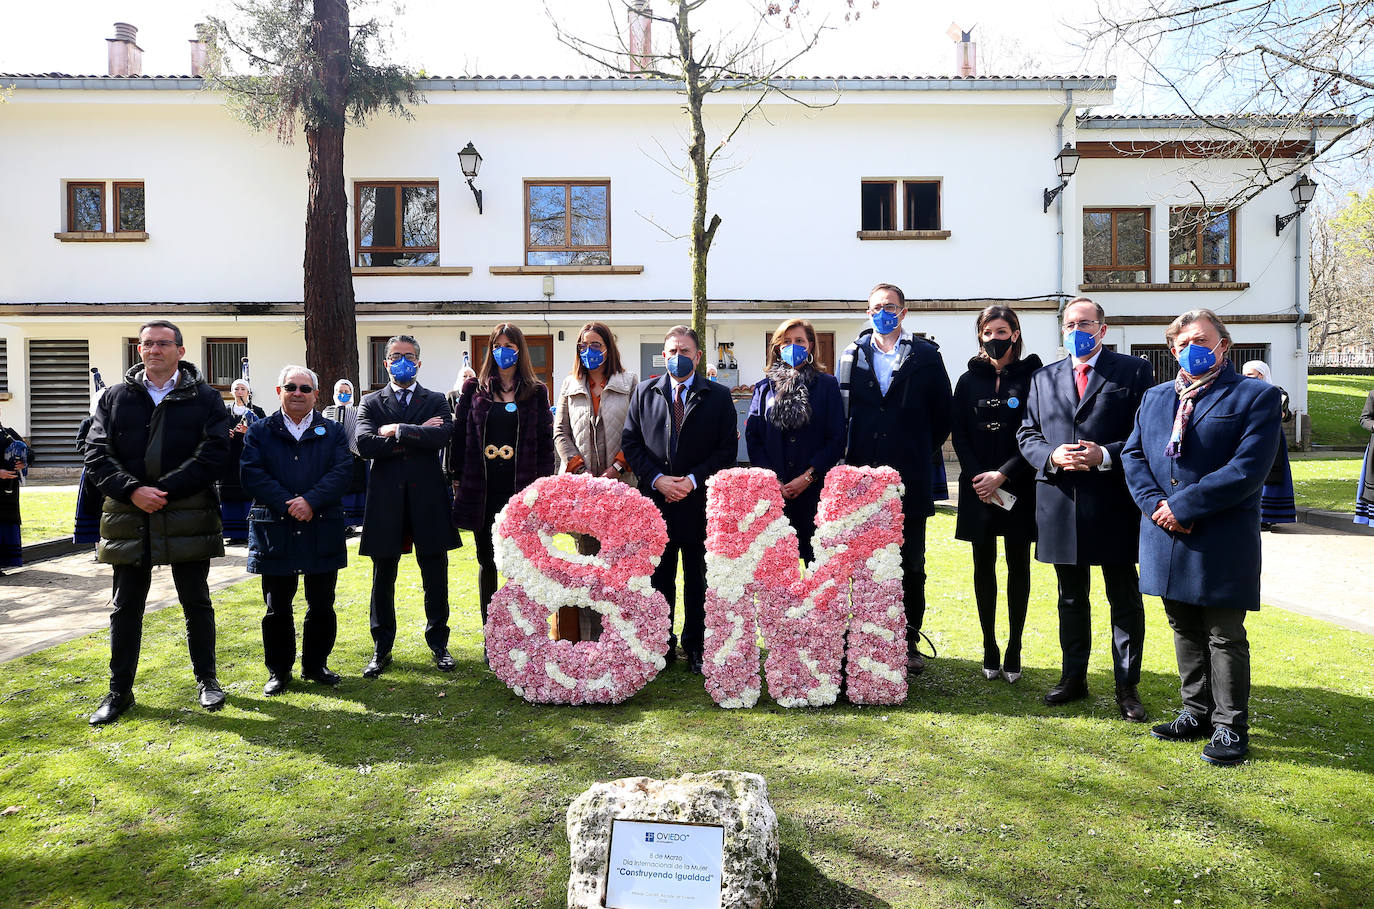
<box><xmin>1165</xmin><ymin>361</ymin><xmax>1226</xmax><ymax>459</ymax></box>
<box><xmin>765</xmin><ymin>363</ymin><xmax>813</xmax><ymax>431</ymax></box>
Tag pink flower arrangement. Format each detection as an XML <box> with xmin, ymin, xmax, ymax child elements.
<box><xmin>704</xmin><ymin>465</ymin><xmax>907</xmax><ymax>708</ymax></box>
<box><xmin>486</xmin><ymin>474</ymin><xmax>671</xmax><ymax>705</ymax></box>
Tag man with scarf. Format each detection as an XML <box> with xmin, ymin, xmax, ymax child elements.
<box><xmin>1122</xmin><ymin>309</ymin><xmax>1280</xmax><ymax>766</ymax></box>
<box><xmin>837</xmin><ymin>283</ymin><xmax>953</xmax><ymax>675</ymax></box>
<box><xmin>1017</xmin><ymin>297</ymin><xmax>1154</xmax><ymax>721</ymax></box>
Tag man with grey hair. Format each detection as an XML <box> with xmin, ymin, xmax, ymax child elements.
<box><xmin>240</xmin><ymin>365</ymin><xmax>353</xmax><ymax>695</ymax></box>
<box><xmin>356</xmin><ymin>334</ymin><xmax>458</xmax><ymax>678</ymax></box>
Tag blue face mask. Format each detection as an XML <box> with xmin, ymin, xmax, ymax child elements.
<box><xmin>491</xmin><ymin>345</ymin><xmax>519</xmax><ymax>370</ymax></box>
<box><xmin>388</xmin><ymin>357</ymin><xmax>418</xmax><ymax>383</ymax></box>
<box><xmin>336</xmin><ymin>392</ymin><xmax>352</xmax><ymax>404</ymax></box>
<box><xmin>579</xmin><ymin>346</ymin><xmax>606</xmax><ymax>371</ymax></box>
<box><xmin>1065</xmin><ymin>329</ymin><xmax>1098</xmax><ymax>359</ymax></box>
<box><xmin>780</xmin><ymin>344</ymin><xmax>809</xmax><ymax>369</ymax></box>
<box><xmin>1176</xmin><ymin>342</ymin><xmax>1221</xmax><ymax>376</ymax></box>
<box><xmin>870</xmin><ymin>309</ymin><xmax>900</xmax><ymax>336</ymax></box>
<box><xmin>666</xmin><ymin>354</ymin><xmax>695</xmax><ymax>379</ymax></box>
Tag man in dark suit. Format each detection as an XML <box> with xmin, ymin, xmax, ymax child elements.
<box><xmin>837</xmin><ymin>283</ymin><xmax>953</xmax><ymax>675</ymax></box>
<box><xmin>355</xmin><ymin>334</ymin><xmax>458</xmax><ymax>678</ymax></box>
<box><xmin>1017</xmin><ymin>297</ymin><xmax>1154</xmax><ymax>721</ymax></box>
<box><xmin>1122</xmin><ymin>309</ymin><xmax>1280</xmax><ymax>765</ymax></box>
<box><xmin>621</xmin><ymin>326</ymin><xmax>739</xmax><ymax>674</ymax></box>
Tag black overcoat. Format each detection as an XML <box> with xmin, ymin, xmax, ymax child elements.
<box><xmin>0</xmin><ymin>425</ymin><xmax>28</xmax><ymax>525</ymax></box>
<box><xmin>621</xmin><ymin>374</ymin><xmax>738</xmax><ymax>542</ymax></box>
<box><xmin>951</xmin><ymin>354</ymin><xmax>1042</xmax><ymax>542</ymax></box>
<box><xmin>240</xmin><ymin>410</ymin><xmax>353</xmax><ymax>576</ymax></box>
<box><xmin>1016</xmin><ymin>348</ymin><xmax>1154</xmax><ymax>565</ymax></box>
<box><xmin>355</xmin><ymin>383</ymin><xmax>457</xmax><ymax>557</ymax></box>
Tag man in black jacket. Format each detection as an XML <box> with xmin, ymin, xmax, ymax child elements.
<box><xmin>621</xmin><ymin>326</ymin><xmax>739</xmax><ymax>673</ymax></box>
<box><xmin>85</xmin><ymin>320</ymin><xmax>231</xmax><ymax>725</ymax></box>
<box><xmin>355</xmin><ymin>334</ymin><xmax>458</xmax><ymax>678</ymax></box>
<box><xmin>837</xmin><ymin>283</ymin><xmax>954</xmax><ymax>676</ymax></box>
<box><xmin>1017</xmin><ymin>297</ymin><xmax>1155</xmax><ymax>721</ymax></box>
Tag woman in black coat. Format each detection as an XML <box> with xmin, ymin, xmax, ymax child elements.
<box><xmin>220</xmin><ymin>378</ymin><xmax>266</xmax><ymax>541</ymax></box>
<box><xmin>449</xmin><ymin>323</ymin><xmax>556</xmax><ymax>628</ymax></box>
<box><xmin>0</xmin><ymin>413</ymin><xmax>30</xmax><ymax>573</ymax></box>
<box><xmin>744</xmin><ymin>318</ymin><xmax>846</xmax><ymax>563</ymax></box>
<box><xmin>951</xmin><ymin>305</ymin><xmax>1042</xmax><ymax>683</ymax></box>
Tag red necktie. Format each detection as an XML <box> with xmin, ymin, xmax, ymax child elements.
<box><xmin>1074</xmin><ymin>363</ymin><xmax>1091</xmax><ymax>399</ymax></box>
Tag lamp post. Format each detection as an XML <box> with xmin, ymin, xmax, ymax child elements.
<box><xmin>1042</xmin><ymin>143</ymin><xmax>1081</xmax><ymax>213</ymax></box>
<box><xmin>1275</xmin><ymin>173</ymin><xmax>1317</xmax><ymax>235</ymax></box>
<box><xmin>459</xmin><ymin>141</ymin><xmax>483</xmax><ymax>214</ymax></box>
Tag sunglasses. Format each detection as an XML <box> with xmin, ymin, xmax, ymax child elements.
<box><xmin>282</xmin><ymin>383</ymin><xmax>314</xmax><ymax>394</ymax></box>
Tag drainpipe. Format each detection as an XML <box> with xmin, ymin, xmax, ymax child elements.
<box><xmin>1055</xmin><ymin>90</ymin><xmax>1074</xmax><ymax>352</ymax></box>
<box><xmin>1294</xmin><ymin>128</ymin><xmax>1316</xmax><ymax>357</ymax></box>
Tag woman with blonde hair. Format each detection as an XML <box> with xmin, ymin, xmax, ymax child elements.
<box><xmin>552</xmin><ymin>321</ymin><xmax>639</xmax><ymax>640</ymax></box>
<box><xmin>744</xmin><ymin>318</ymin><xmax>845</xmax><ymax>563</ymax></box>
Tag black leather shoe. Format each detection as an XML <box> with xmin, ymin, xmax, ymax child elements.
<box><xmin>198</xmin><ymin>678</ymin><xmax>226</xmax><ymax>711</ymax></box>
<box><xmin>362</xmin><ymin>652</ymin><xmax>392</xmax><ymax>679</ymax></box>
<box><xmin>906</xmin><ymin>648</ymin><xmax>927</xmax><ymax>677</ymax></box>
<box><xmin>1201</xmin><ymin>726</ymin><xmax>1249</xmax><ymax>765</ymax></box>
<box><xmin>433</xmin><ymin>650</ymin><xmax>457</xmax><ymax>672</ymax></box>
<box><xmin>1043</xmin><ymin>675</ymin><xmax>1089</xmax><ymax>705</ymax></box>
<box><xmin>89</xmin><ymin>690</ymin><xmax>135</xmax><ymax>726</ymax></box>
<box><xmin>263</xmin><ymin>674</ymin><xmax>289</xmax><ymax>696</ymax></box>
<box><xmin>303</xmin><ymin>667</ymin><xmax>342</xmax><ymax>686</ymax></box>
<box><xmin>1115</xmin><ymin>685</ymin><xmax>1148</xmax><ymax>723</ymax></box>
<box><xmin>1152</xmin><ymin>709</ymin><xmax>1212</xmax><ymax>742</ymax></box>
<box><xmin>664</xmin><ymin>644</ymin><xmax>679</xmax><ymax>666</ymax></box>
<box><xmin>686</xmin><ymin>652</ymin><xmax>704</xmax><ymax>675</ymax></box>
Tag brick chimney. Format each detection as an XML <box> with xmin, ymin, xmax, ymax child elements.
<box><xmin>628</xmin><ymin>0</ymin><xmax>652</xmax><ymax>72</ymax></box>
<box><xmin>107</xmin><ymin>22</ymin><xmax>143</xmax><ymax>77</ymax></box>
<box><xmin>189</xmin><ymin>23</ymin><xmax>212</xmax><ymax>76</ymax></box>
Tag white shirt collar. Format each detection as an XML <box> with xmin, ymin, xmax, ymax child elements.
<box><xmin>143</xmin><ymin>370</ymin><xmax>178</xmax><ymax>393</ymax></box>
<box><xmin>1073</xmin><ymin>347</ymin><xmax>1105</xmax><ymax>369</ymax></box>
<box><xmin>282</xmin><ymin>409</ymin><xmax>314</xmax><ymax>440</ymax></box>
<box><xmin>389</xmin><ymin>381</ymin><xmax>416</xmax><ymax>396</ymax></box>
<box><xmin>669</xmin><ymin>372</ymin><xmax>695</xmax><ymax>396</ymax></box>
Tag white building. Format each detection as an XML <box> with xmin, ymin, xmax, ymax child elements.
<box><xmin>0</xmin><ymin>24</ymin><xmax>1346</xmax><ymax>464</ymax></box>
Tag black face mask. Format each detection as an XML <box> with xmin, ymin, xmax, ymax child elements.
<box><xmin>982</xmin><ymin>337</ymin><xmax>1014</xmax><ymax>360</ymax></box>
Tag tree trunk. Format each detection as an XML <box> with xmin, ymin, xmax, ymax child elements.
<box><xmin>680</xmin><ymin>0</ymin><xmax>719</xmax><ymax>374</ymax></box>
<box><xmin>303</xmin><ymin>0</ymin><xmax>360</xmax><ymax>395</ymax></box>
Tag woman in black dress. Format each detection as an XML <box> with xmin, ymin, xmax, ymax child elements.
<box><xmin>220</xmin><ymin>379</ymin><xmax>265</xmax><ymax>541</ymax></box>
<box><xmin>951</xmin><ymin>305</ymin><xmax>1042</xmax><ymax>683</ymax></box>
<box><xmin>0</xmin><ymin>409</ymin><xmax>31</xmax><ymax>573</ymax></box>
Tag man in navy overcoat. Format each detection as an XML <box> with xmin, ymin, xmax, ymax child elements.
<box><xmin>1017</xmin><ymin>297</ymin><xmax>1154</xmax><ymax>720</ymax></box>
<box><xmin>1122</xmin><ymin>309</ymin><xmax>1280</xmax><ymax>766</ymax></box>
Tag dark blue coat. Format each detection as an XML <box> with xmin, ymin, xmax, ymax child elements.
<box><xmin>744</xmin><ymin>370</ymin><xmax>846</xmax><ymax>482</ymax></box>
<box><xmin>1122</xmin><ymin>364</ymin><xmax>1280</xmax><ymax>610</ymax></box>
<box><xmin>1017</xmin><ymin>348</ymin><xmax>1154</xmax><ymax>565</ymax></box>
<box><xmin>240</xmin><ymin>411</ymin><xmax>353</xmax><ymax>576</ymax></box>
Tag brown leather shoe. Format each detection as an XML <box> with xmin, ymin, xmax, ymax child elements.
<box><xmin>1043</xmin><ymin>675</ymin><xmax>1089</xmax><ymax>705</ymax></box>
<box><xmin>1116</xmin><ymin>685</ymin><xmax>1148</xmax><ymax>723</ymax></box>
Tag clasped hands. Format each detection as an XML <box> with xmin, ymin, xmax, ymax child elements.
<box><xmin>0</xmin><ymin>461</ymin><xmax>23</xmax><ymax>481</ymax></box>
<box><xmin>378</xmin><ymin>415</ymin><xmax>446</xmax><ymax>437</ymax></box>
<box><xmin>654</xmin><ymin>475</ymin><xmax>694</xmax><ymax>503</ymax></box>
<box><xmin>780</xmin><ymin>471</ymin><xmax>814</xmax><ymax>500</ymax></box>
<box><xmin>1050</xmin><ymin>440</ymin><xmax>1104</xmax><ymax>472</ymax></box>
<box><xmin>1152</xmin><ymin>499</ymin><xmax>1191</xmax><ymax>534</ymax></box>
<box><xmin>971</xmin><ymin>470</ymin><xmax>1006</xmax><ymax>504</ymax></box>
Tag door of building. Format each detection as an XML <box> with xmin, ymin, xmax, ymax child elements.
<box><xmin>27</xmin><ymin>338</ymin><xmax>90</xmax><ymax>467</ymax></box>
<box><xmin>471</xmin><ymin>334</ymin><xmax>554</xmax><ymax>399</ymax></box>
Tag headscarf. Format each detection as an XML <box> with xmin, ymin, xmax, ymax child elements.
<box><xmin>1166</xmin><ymin>361</ymin><xmax>1227</xmax><ymax>459</ymax></box>
<box><xmin>229</xmin><ymin>379</ymin><xmax>251</xmax><ymax>416</ymax></box>
<box><xmin>333</xmin><ymin>379</ymin><xmax>354</xmax><ymax>407</ymax></box>
<box><xmin>451</xmin><ymin>367</ymin><xmax>476</xmax><ymax>393</ymax></box>
<box><xmin>1241</xmin><ymin>360</ymin><xmax>1272</xmax><ymax>383</ymax></box>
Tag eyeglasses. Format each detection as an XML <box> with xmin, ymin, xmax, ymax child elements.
<box><xmin>868</xmin><ymin>303</ymin><xmax>902</xmax><ymax>315</ymax></box>
<box><xmin>139</xmin><ymin>339</ymin><xmax>178</xmax><ymax>349</ymax></box>
<box><xmin>281</xmin><ymin>383</ymin><xmax>314</xmax><ymax>394</ymax></box>
<box><xmin>385</xmin><ymin>353</ymin><xmax>418</xmax><ymax>363</ymax></box>
<box><xmin>577</xmin><ymin>342</ymin><xmax>606</xmax><ymax>352</ymax></box>
<box><xmin>1064</xmin><ymin>320</ymin><xmax>1101</xmax><ymax>331</ymax></box>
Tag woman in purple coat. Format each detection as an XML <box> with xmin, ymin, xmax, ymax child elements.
<box><xmin>449</xmin><ymin>324</ymin><xmax>556</xmax><ymax>629</ymax></box>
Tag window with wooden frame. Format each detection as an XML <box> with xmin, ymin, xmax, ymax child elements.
<box><xmin>67</xmin><ymin>182</ymin><xmax>105</xmax><ymax>232</ymax></box>
<box><xmin>861</xmin><ymin>180</ymin><xmax>942</xmax><ymax>231</ymax></box>
<box><xmin>1082</xmin><ymin>208</ymin><xmax>1151</xmax><ymax>283</ymax></box>
<box><xmin>124</xmin><ymin>337</ymin><xmax>141</xmax><ymax>372</ymax></box>
<box><xmin>0</xmin><ymin>338</ymin><xmax>8</xmax><ymax>393</ymax></box>
<box><xmin>368</xmin><ymin>336</ymin><xmax>391</xmax><ymax>389</ymax></box>
<box><xmin>355</xmin><ymin>181</ymin><xmax>439</xmax><ymax>267</ymax></box>
<box><xmin>762</xmin><ymin>331</ymin><xmax>836</xmax><ymax>375</ymax></box>
<box><xmin>114</xmin><ymin>182</ymin><xmax>146</xmax><ymax>232</ymax></box>
<box><xmin>204</xmin><ymin>338</ymin><xmax>248</xmax><ymax>391</ymax></box>
<box><xmin>1169</xmin><ymin>207</ymin><xmax>1236</xmax><ymax>282</ymax></box>
<box><xmin>525</xmin><ymin>181</ymin><xmax>611</xmax><ymax>266</ymax></box>
<box><xmin>64</xmin><ymin>180</ymin><xmax>146</xmax><ymax>234</ymax></box>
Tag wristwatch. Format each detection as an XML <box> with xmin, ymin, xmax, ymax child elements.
<box><xmin>613</xmin><ymin>462</ymin><xmax>626</xmax><ymax>474</ymax></box>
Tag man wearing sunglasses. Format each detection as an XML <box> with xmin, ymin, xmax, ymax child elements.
<box><xmin>355</xmin><ymin>334</ymin><xmax>459</xmax><ymax>678</ymax></box>
<box><xmin>1017</xmin><ymin>297</ymin><xmax>1155</xmax><ymax>722</ymax></box>
<box><xmin>85</xmin><ymin>319</ymin><xmax>231</xmax><ymax>725</ymax></box>
<box><xmin>239</xmin><ymin>366</ymin><xmax>354</xmax><ymax>695</ymax></box>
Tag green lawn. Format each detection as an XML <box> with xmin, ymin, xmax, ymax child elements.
<box><xmin>1307</xmin><ymin>374</ymin><xmax>1372</xmax><ymax>447</ymax></box>
<box><xmin>1290</xmin><ymin>456</ymin><xmax>1363</xmax><ymax>513</ymax></box>
<box><xmin>17</xmin><ymin>488</ymin><xmax>78</xmax><ymax>545</ymax></box>
<box><xmin>2</xmin><ymin>517</ymin><xmax>1371</xmax><ymax>908</ymax></box>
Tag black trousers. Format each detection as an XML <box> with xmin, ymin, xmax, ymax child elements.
<box><xmin>970</xmin><ymin>535</ymin><xmax>1032</xmax><ymax>653</ymax></box>
<box><xmin>369</xmin><ymin>551</ymin><xmax>450</xmax><ymax>655</ymax></box>
<box><xmin>1164</xmin><ymin>598</ymin><xmax>1250</xmax><ymax>734</ymax></box>
<box><xmin>651</xmin><ymin>538</ymin><xmax>707</xmax><ymax>657</ymax></box>
<box><xmin>261</xmin><ymin>572</ymin><xmax>338</xmax><ymax>676</ymax></box>
<box><xmin>474</xmin><ymin>507</ymin><xmax>503</xmax><ymax>626</ymax></box>
<box><xmin>1051</xmin><ymin>562</ymin><xmax>1145</xmax><ymax>687</ymax></box>
<box><xmin>902</xmin><ymin>512</ymin><xmax>929</xmax><ymax>648</ymax></box>
<box><xmin>108</xmin><ymin>559</ymin><xmax>216</xmax><ymax>694</ymax></box>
